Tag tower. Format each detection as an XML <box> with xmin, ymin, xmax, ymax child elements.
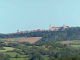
<box><xmin>17</xmin><ymin>29</ymin><xmax>19</xmax><ymax>33</ymax></box>
<box><xmin>63</xmin><ymin>24</ymin><xmax>66</xmax><ymax>29</ymax></box>
<box><xmin>50</xmin><ymin>24</ymin><xmax>52</xmax><ymax>30</ymax></box>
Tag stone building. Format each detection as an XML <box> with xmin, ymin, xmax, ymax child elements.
<box><xmin>50</xmin><ymin>24</ymin><xmax>69</xmax><ymax>31</ymax></box>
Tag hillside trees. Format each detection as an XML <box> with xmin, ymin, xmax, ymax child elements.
<box><xmin>1</xmin><ymin>28</ymin><xmax>80</xmax><ymax>43</ymax></box>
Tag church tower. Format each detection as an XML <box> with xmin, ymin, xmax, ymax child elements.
<box><xmin>17</xmin><ymin>29</ymin><xmax>19</xmax><ymax>33</ymax></box>
<box><xmin>50</xmin><ymin>24</ymin><xmax>52</xmax><ymax>30</ymax></box>
<box><xmin>63</xmin><ymin>24</ymin><xmax>66</xmax><ymax>29</ymax></box>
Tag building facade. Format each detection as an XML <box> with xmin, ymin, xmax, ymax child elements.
<box><xmin>50</xmin><ymin>24</ymin><xmax>69</xmax><ymax>31</ymax></box>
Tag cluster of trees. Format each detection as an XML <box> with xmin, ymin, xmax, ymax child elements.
<box><xmin>0</xmin><ymin>27</ymin><xmax>80</xmax><ymax>43</ymax></box>
<box><xmin>0</xmin><ymin>53</ymin><xmax>10</xmax><ymax>60</ymax></box>
<box><xmin>0</xmin><ymin>41</ymin><xmax>80</xmax><ymax>60</ymax></box>
<box><xmin>50</xmin><ymin>56</ymin><xmax>80</xmax><ymax>60</ymax></box>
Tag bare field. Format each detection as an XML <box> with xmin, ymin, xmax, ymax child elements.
<box><xmin>18</xmin><ymin>37</ymin><xmax>42</xmax><ymax>43</ymax></box>
<box><xmin>2</xmin><ymin>37</ymin><xmax>25</xmax><ymax>41</ymax></box>
<box><xmin>60</xmin><ymin>41</ymin><xmax>72</xmax><ymax>44</ymax></box>
<box><xmin>0</xmin><ymin>37</ymin><xmax>42</xmax><ymax>44</ymax></box>
<box><xmin>60</xmin><ymin>40</ymin><xmax>80</xmax><ymax>44</ymax></box>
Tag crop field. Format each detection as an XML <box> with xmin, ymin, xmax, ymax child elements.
<box><xmin>60</xmin><ymin>41</ymin><xmax>72</xmax><ymax>44</ymax></box>
<box><xmin>60</xmin><ymin>40</ymin><xmax>80</xmax><ymax>48</ymax></box>
<box><xmin>60</xmin><ymin>40</ymin><xmax>80</xmax><ymax>44</ymax></box>
<box><xmin>18</xmin><ymin>37</ymin><xmax>42</xmax><ymax>43</ymax></box>
<box><xmin>0</xmin><ymin>37</ymin><xmax>42</xmax><ymax>44</ymax></box>
<box><xmin>1</xmin><ymin>37</ymin><xmax>26</xmax><ymax>41</ymax></box>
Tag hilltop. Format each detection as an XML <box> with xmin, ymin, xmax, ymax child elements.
<box><xmin>0</xmin><ymin>27</ymin><xmax>80</xmax><ymax>44</ymax></box>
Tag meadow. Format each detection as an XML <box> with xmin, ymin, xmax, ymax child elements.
<box><xmin>0</xmin><ymin>46</ymin><xmax>49</xmax><ymax>60</ymax></box>
<box><xmin>0</xmin><ymin>47</ymin><xmax>15</xmax><ymax>52</ymax></box>
<box><xmin>60</xmin><ymin>40</ymin><xmax>80</xmax><ymax>48</ymax></box>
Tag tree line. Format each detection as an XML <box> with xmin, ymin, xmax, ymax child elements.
<box><xmin>0</xmin><ymin>27</ymin><xmax>80</xmax><ymax>43</ymax></box>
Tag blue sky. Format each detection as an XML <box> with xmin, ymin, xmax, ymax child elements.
<box><xmin>0</xmin><ymin>0</ymin><xmax>80</xmax><ymax>33</ymax></box>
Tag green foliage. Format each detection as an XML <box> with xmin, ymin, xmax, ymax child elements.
<box><xmin>50</xmin><ymin>56</ymin><xmax>80</xmax><ymax>60</ymax></box>
<box><xmin>30</xmin><ymin>53</ymin><xmax>44</xmax><ymax>60</ymax></box>
<box><xmin>0</xmin><ymin>53</ymin><xmax>10</xmax><ymax>60</ymax></box>
<box><xmin>0</xmin><ymin>27</ymin><xmax>80</xmax><ymax>43</ymax></box>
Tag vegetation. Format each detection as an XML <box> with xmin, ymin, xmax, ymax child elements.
<box><xmin>0</xmin><ymin>41</ymin><xmax>79</xmax><ymax>60</ymax></box>
<box><xmin>0</xmin><ymin>27</ymin><xmax>80</xmax><ymax>43</ymax></box>
<box><xmin>50</xmin><ymin>56</ymin><xmax>80</xmax><ymax>60</ymax></box>
<box><xmin>0</xmin><ymin>27</ymin><xmax>80</xmax><ymax>60</ymax></box>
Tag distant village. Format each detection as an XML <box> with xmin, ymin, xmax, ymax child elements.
<box><xmin>6</xmin><ymin>24</ymin><xmax>69</xmax><ymax>35</ymax></box>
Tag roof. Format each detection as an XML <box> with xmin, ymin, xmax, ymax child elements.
<box><xmin>66</xmin><ymin>26</ymin><xmax>69</xmax><ymax>27</ymax></box>
<box><xmin>52</xmin><ymin>27</ymin><xmax>62</xmax><ymax>28</ymax></box>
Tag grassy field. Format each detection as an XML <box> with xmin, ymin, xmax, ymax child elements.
<box><xmin>1</xmin><ymin>37</ymin><xmax>26</xmax><ymax>41</ymax></box>
<box><xmin>3</xmin><ymin>47</ymin><xmax>15</xmax><ymax>50</ymax></box>
<box><xmin>0</xmin><ymin>47</ymin><xmax>15</xmax><ymax>52</ymax></box>
<box><xmin>10</xmin><ymin>58</ymin><xmax>29</xmax><ymax>60</ymax></box>
<box><xmin>5</xmin><ymin>52</ymin><xmax>19</xmax><ymax>57</ymax></box>
<box><xmin>70</xmin><ymin>45</ymin><xmax>80</xmax><ymax>47</ymax></box>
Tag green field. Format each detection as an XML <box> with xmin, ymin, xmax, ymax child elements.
<box><xmin>3</xmin><ymin>47</ymin><xmax>15</xmax><ymax>50</ymax></box>
<box><xmin>71</xmin><ymin>45</ymin><xmax>80</xmax><ymax>47</ymax></box>
<box><xmin>71</xmin><ymin>40</ymin><xmax>80</xmax><ymax>44</ymax></box>
<box><xmin>1</xmin><ymin>37</ymin><xmax>26</xmax><ymax>41</ymax></box>
<box><xmin>10</xmin><ymin>58</ymin><xmax>29</xmax><ymax>60</ymax></box>
<box><xmin>5</xmin><ymin>52</ymin><xmax>19</xmax><ymax>57</ymax></box>
<box><xmin>0</xmin><ymin>47</ymin><xmax>15</xmax><ymax>52</ymax></box>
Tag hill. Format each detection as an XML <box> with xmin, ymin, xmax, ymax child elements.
<box><xmin>0</xmin><ymin>27</ymin><xmax>80</xmax><ymax>43</ymax></box>
<box><xmin>0</xmin><ymin>37</ymin><xmax>42</xmax><ymax>44</ymax></box>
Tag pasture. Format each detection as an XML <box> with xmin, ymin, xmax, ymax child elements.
<box><xmin>5</xmin><ymin>52</ymin><xmax>28</xmax><ymax>57</ymax></box>
<box><xmin>5</xmin><ymin>52</ymin><xmax>19</xmax><ymax>57</ymax></box>
<box><xmin>0</xmin><ymin>47</ymin><xmax>15</xmax><ymax>52</ymax></box>
<box><xmin>10</xmin><ymin>58</ymin><xmax>29</xmax><ymax>60</ymax></box>
<box><xmin>70</xmin><ymin>45</ymin><xmax>80</xmax><ymax>47</ymax></box>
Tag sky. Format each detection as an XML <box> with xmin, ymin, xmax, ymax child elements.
<box><xmin>0</xmin><ymin>0</ymin><xmax>80</xmax><ymax>33</ymax></box>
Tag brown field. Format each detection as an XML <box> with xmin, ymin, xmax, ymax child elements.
<box><xmin>60</xmin><ymin>41</ymin><xmax>72</xmax><ymax>44</ymax></box>
<box><xmin>1</xmin><ymin>37</ymin><xmax>42</xmax><ymax>44</ymax></box>
<box><xmin>18</xmin><ymin>37</ymin><xmax>42</xmax><ymax>43</ymax></box>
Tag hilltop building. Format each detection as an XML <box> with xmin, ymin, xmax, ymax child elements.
<box><xmin>50</xmin><ymin>24</ymin><xmax>69</xmax><ymax>31</ymax></box>
<box><xmin>17</xmin><ymin>29</ymin><xmax>19</xmax><ymax>33</ymax></box>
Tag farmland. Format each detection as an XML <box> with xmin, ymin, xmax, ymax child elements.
<box><xmin>60</xmin><ymin>40</ymin><xmax>80</xmax><ymax>48</ymax></box>
<box><xmin>0</xmin><ymin>40</ymin><xmax>80</xmax><ymax>60</ymax></box>
<box><xmin>18</xmin><ymin>37</ymin><xmax>42</xmax><ymax>43</ymax></box>
<box><xmin>60</xmin><ymin>40</ymin><xmax>80</xmax><ymax>44</ymax></box>
<box><xmin>0</xmin><ymin>37</ymin><xmax>42</xmax><ymax>44</ymax></box>
<box><xmin>0</xmin><ymin>47</ymin><xmax>15</xmax><ymax>52</ymax></box>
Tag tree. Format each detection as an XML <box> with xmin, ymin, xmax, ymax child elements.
<box><xmin>15</xmin><ymin>54</ymin><xmax>19</xmax><ymax>58</ymax></box>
